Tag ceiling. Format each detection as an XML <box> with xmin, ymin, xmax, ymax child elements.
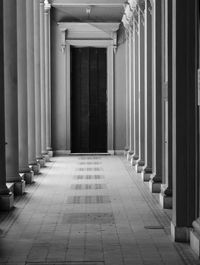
<box><xmin>50</xmin><ymin>0</ymin><xmax>125</xmax><ymax>23</ymax></box>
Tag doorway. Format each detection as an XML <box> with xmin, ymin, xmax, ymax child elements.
<box><xmin>71</xmin><ymin>47</ymin><xmax>107</xmax><ymax>153</ymax></box>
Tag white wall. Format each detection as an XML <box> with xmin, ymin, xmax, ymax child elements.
<box><xmin>51</xmin><ymin>19</ymin><xmax>127</xmax><ymax>153</ymax></box>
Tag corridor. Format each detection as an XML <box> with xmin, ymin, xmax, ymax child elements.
<box><xmin>0</xmin><ymin>156</ymin><xmax>198</xmax><ymax>265</ymax></box>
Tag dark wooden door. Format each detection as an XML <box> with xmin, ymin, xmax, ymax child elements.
<box><xmin>71</xmin><ymin>47</ymin><xmax>107</xmax><ymax>153</ymax></box>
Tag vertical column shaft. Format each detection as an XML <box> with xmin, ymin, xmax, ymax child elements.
<box><xmin>44</xmin><ymin>2</ymin><xmax>52</xmax><ymax>155</ymax></box>
<box><xmin>125</xmin><ymin>31</ymin><xmax>130</xmax><ymax>152</ymax></box>
<box><xmin>171</xmin><ymin>0</ymin><xmax>197</xmax><ymax>242</ymax></box>
<box><xmin>143</xmin><ymin>0</ymin><xmax>153</xmax><ymax>181</ymax></box>
<box><xmin>4</xmin><ymin>0</ymin><xmax>20</xmax><ymax>183</ymax></box>
<box><xmin>34</xmin><ymin>0</ymin><xmax>42</xmax><ymax>160</ymax></box>
<box><xmin>40</xmin><ymin>0</ymin><xmax>47</xmax><ymax>155</ymax></box>
<box><xmin>131</xmin><ymin>19</ymin><xmax>139</xmax><ymax>165</ymax></box>
<box><xmin>129</xmin><ymin>28</ymin><xmax>135</xmax><ymax>154</ymax></box>
<box><xmin>149</xmin><ymin>0</ymin><xmax>162</xmax><ymax>193</ymax></box>
<box><xmin>136</xmin><ymin>6</ymin><xmax>145</xmax><ymax>173</ymax></box>
<box><xmin>0</xmin><ymin>0</ymin><xmax>9</xmax><ymax>195</ymax></box>
<box><xmin>27</xmin><ymin>0</ymin><xmax>36</xmax><ymax>165</ymax></box>
<box><xmin>17</xmin><ymin>0</ymin><xmax>33</xmax><ymax>182</ymax></box>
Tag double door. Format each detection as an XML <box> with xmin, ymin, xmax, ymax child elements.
<box><xmin>71</xmin><ymin>47</ymin><xmax>107</xmax><ymax>153</ymax></box>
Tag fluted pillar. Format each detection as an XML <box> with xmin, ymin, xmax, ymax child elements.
<box><xmin>0</xmin><ymin>0</ymin><xmax>14</xmax><ymax>210</ymax></box>
<box><xmin>44</xmin><ymin>0</ymin><xmax>52</xmax><ymax>157</ymax></box>
<box><xmin>159</xmin><ymin>0</ymin><xmax>173</xmax><ymax>209</ymax></box>
<box><xmin>4</xmin><ymin>0</ymin><xmax>25</xmax><ymax>195</ymax></box>
<box><xmin>27</xmin><ymin>0</ymin><xmax>40</xmax><ymax>174</ymax></box>
<box><xmin>34</xmin><ymin>0</ymin><xmax>45</xmax><ymax>167</ymax></box>
<box><xmin>125</xmin><ymin>30</ymin><xmax>130</xmax><ymax>154</ymax></box>
<box><xmin>142</xmin><ymin>0</ymin><xmax>153</xmax><ymax>181</ymax></box>
<box><xmin>40</xmin><ymin>0</ymin><xmax>48</xmax><ymax>161</ymax></box>
<box><xmin>131</xmin><ymin>16</ymin><xmax>139</xmax><ymax>166</ymax></box>
<box><xmin>135</xmin><ymin>4</ymin><xmax>145</xmax><ymax>173</ymax></box>
<box><xmin>17</xmin><ymin>0</ymin><xmax>34</xmax><ymax>184</ymax></box>
<box><xmin>128</xmin><ymin>28</ymin><xmax>135</xmax><ymax>159</ymax></box>
<box><xmin>171</xmin><ymin>0</ymin><xmax>197</xmax><ymax>243</ymax></box>
<box><xmin>149</xmin><ymin>0</ymin><xmax>162</xmax><ymax>193</ymax></box>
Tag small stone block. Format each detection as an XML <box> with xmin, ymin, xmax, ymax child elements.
<box><xmin>135</xmin><ymin>164</ymin><xmax>143</xmax><ymax>173</ymax></box>
<box><xmin>141</xmin><ymin>172</ymin><xmax>151</xmax><ymax>182</ymax></box>
<box><xmin>0</xmin><ymin>192</ymin><xmax>14</xmax><ymax>211</ymax></box>
<box><xmin>159</xmin><ymin>193</ymin><xmax>172</xmax><ymax>209</ymax></box>
<box><xmin>14</xmin><ymin>180</ymin><xmax>25</xmax><ymax>196</ymax></box>
<box><xmin>37</xmin><ymin>158</ymin><xmax>45</xmax><ymax>168</ymax></box>
<box><xmin>43</xmin><ymin>154</ymin><xmax>50</xmax><ymax>162</ymax></box>
<box><xmin>24</xmin><ymin>171</ymin><xmax>34</xmax><ymax>184</ymax></box>
<box><xmin>190</xmin><ymin>230</ymin><xmax>200</xmax><ymax>257</ymax></box>
<box><xmin>131</xmin><ymin>157</ymin><xmax>137</xmax><ymax>166</ymax></box>
<box><xmin>48</xmin><ymin>150</ymin><xmax>53</xmax><ymax>157</ymax></box>
<box><xmin>171</xmin><ymin>222</ymin><xmax>190</xmax><ymax>242</ymax></box>
<box><xmin>32</xmin><ymin>163</ymin><xmax>40</xmax><ymax>175</ymax></box>
<box><xmin>149</xmin><ymin>179</ymin><xmax>161</xmax><ymax>193</ymax></box>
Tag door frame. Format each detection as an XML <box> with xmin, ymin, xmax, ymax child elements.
<box><xmin>66</xmin><ymin>40</ymin><xmax>115</xmax><ymax>154</ymax></box>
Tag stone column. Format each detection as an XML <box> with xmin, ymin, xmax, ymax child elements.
<box><xmin>142</xmin><ymin>0</ymin><xmax>153</xmax><ymax>181</ymax></box>
<box><xmin>170</xmin><ymin>0</ymin><xmax>197</xmax><ymax>243</ymax></box>
<box><xmin>131</xmin><ymin>16</ymin><xmax>139</xmax><ymax>166</ymax></box>
<box><xmin>128</xmin><ymin>27</ymin><xmax>135</xmax><ymax>160</ymax></box>
<box><xmin>26</xmin><ymin>0</ymin><xmax>40</xmax><ymax>174</ymax></box>
<box><xmin>125</xmin><ymin>29</ymin><xmax>130</xmax><ymax>155</ymax></box>
<box><xmin>40</xmin><ymin>0</ymin><xmax>48</xmax><ymax>161</ymax></box>
<box><xmin>4</xmin><ymin>0</ymin><xmax>25</xmax><ymax>195</ymax></box>
<box><xmin>34</xmin><ymin>0</ymin><xmax>45</xmax><ymax>167</ymax></box>
<box><xmin>149</xmin><ymin>0</ymin><xmax>162</xmax><ymax>193</ymax></box>
<box><xmin>0</xmin><ymin>0</ymin><xmax>14</xmax><ymax>210</ymax></box>
<box><xmin>159</xmin><ymin>0</ymin><xmax>173</xmax><ymax>209</ymax></box>
<box><xmin>135</xmin><ymin>4</ymin><xmax>145</xmax><ymax>173</ymax></box>
<box><xmin>17</xmin><ymin>0</ymin><xmax>34</xmax><ymax>184</ymax></box>
<box><xmin>44</xmin><ymin>0</ymin><xmax>53</xmax><ymax>157</ymax></box>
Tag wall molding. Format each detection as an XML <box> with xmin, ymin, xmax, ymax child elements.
<box><xmin>57</xmin><ymin>22</ymin><xmax>120</xmax><ymax>153</ymax></box>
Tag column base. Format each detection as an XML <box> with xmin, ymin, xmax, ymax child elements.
<box><xmin>127</xmin><ymin>151</ymin><xmax>134</xmax><ymax>161</ymax></box>
<box><xmin>130</xmin><ymin>155</ymin><xmax>139</xmax><ymax>166</ymax></box>
<box><xmin>14</xmin><ymin>180</ymin><xmax>25</xmax><ymax>196</ymax></box>
<box><xmin>141</xmin><ymin>169</ymin><xmax>152</xmax><ymax>182</ymax></box>
<box><xmin>37</xmin><ymin>157</ymin><xmax>45</xmax><ymax>168</ymax></box>
<box><xmin>159</xmin><ymin>193</ymin><xmax>172</xmax><ymax>209</ymax></box>
<box><xmin>190</xmin><ymin>230</ymin><xmax>200</xmax><ymax>256</ymax></box>
<box><xmin>159</xmin><ymin>184</ymin><xmax>172</xmax><ymax>209</ymax></box>
<box><xmin>0</xmin><ymin>192</ymin><xmax>14</xmax><ymax>211</ymax></box>
<box><xmin>29</xmin><ymin>163</ymin><xmax>40</xmax><ymax>175</ymax></box>
<box><xmin>42</xmin><ymin>153</ymin><xmax>50</xmax><ymax>162</ymax></box>
<box><xmin>171</xmin><ymin>222</ymin><xmax>191</xmax><ymax>242</ymax></box>
<box><xmin>149</xmin><ymin>178</ymin><xmax>161</xmax><ymax>193</ymax></box>
<box><xmin>190</xmin><ymin>218</ymin><xmax>200</xmax><ymax>256</ymax></box>
<box><xmin>47</xmin><ymin>148</ymin><xmax>53</xmax><ymax>158</ymax></box>
<box><xmin>19</xmin><ymin>169</ymin><xmax>34</xmax><ymax>184</ymax></box>
<box><xmin>135</xmin><ymin>160</ymin><xmax>145</xmax><ymax>173</ymax></box>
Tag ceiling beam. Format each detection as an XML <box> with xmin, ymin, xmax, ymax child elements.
<box><xmin>51</xmin><ymin>0</ymin><xmax>125</xmax><ymax>7</ymax></box>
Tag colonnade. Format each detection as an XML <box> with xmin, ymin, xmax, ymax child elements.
<box><xmin>0</xmin><ymin>0</ymin><xmax>52</xmax><ymax>210</ymax></box>
<box><xmin>123</xmin><ymin>0</ymin><xmax>200</xmax><ymax>249</ymax></box>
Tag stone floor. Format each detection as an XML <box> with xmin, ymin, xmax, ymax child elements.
<box><xmin>0</xmin><ymin>155</ymin><xmax>200</xmax><ymax>265</ymax></box>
